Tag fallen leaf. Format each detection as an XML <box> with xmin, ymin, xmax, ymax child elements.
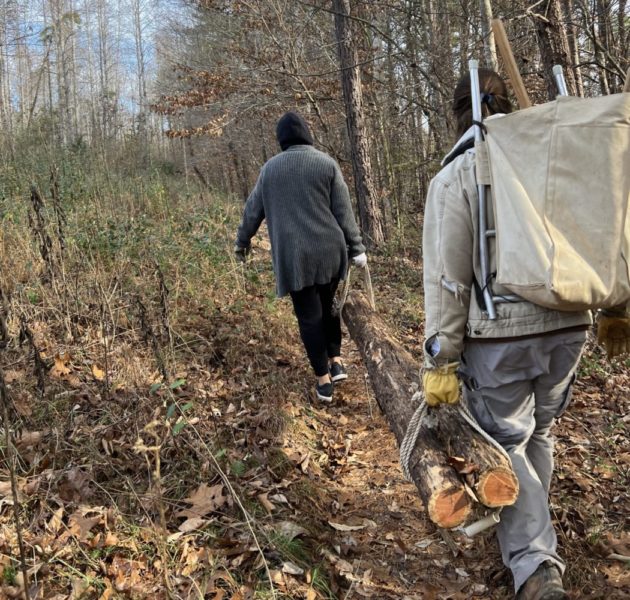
<box><xmin>98</xmin><ymin>578</ymin><xmax>114</xmax><ymax>600</ymax></box>
<box><xmin>50</xmin><ymin>352</ymin><xmax>71</xmax><ymax>377</ymax></box>
<box><xmin>176</xmin><ymin>483</ymin><xmax>226</xmax><ymax>519</ymax></box>
<box><xmin>282</xmin><ymin>561</ymin><xmax>304</xmax><ymax>576</ymax></box>
<box><xmin>257</xmin><ymin>493</ymin><xmax>275</xmax><ymax>514</ymax></box>
<box><xmin>4</xmin><ymin>370</ymin><xmax>24</xmax><ymax>384</ymax></box>
<box><xmin>47</xmin><ymin>506</ymin><xmax>65</xmax><ymax>534</ymax></box>
<box><xmin>15</xmin><ymin>430</ymin><xmax>43</xmax><ymax>448</ymax></box>
<box><xmin>0</xmin><ymin>480</ymin><xmax>12</xmax><ymax>498</ymax></box>
<box><xmin>329</xmin><ymin>521</ymin><xmax>367</xmax><ymax>532</ymax></box>
<box><xmin>269</xmin><ymin>493</ymin><xmax>289</xmax><ymax>504</ymax></box>
<box><xmin>108</xmin><ymin>555</ymin><xmax>145</xmax><ymax>592</ymax></box>
<box><xmin>58</xmin><ymin>467</ymin><xmax>92</xmax><ymax>503</ymax></box>
<box><xmin>92</xmin><ymin>364</ymin><xmax>106</xmax><ymax>381</ymax></box>
<box><xmin>68</xmin><ymin>511</ymin><xmax>102</xmax><ymax>541</ymax></box>
<box><xmin>178</xmin><ymin>517</ymin><xmax>209</xmax><ymax>533</ymax></box>
<box><xmin>276</xmin><ymin>521</ymin><xmax>308</xmax><ymax>541</ymax></box>
<box><xmin>103</xmin><ymin>531</ymin><xmax>119</xmax><ymax>547</ymax></box>
<box><xmin>71</xmin><ymin>577</ymin><xmax>91</xmax><ymax>599</ymax></box>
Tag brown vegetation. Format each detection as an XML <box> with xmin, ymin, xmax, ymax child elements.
<box><xmin>0</xmin><ymin>180</ymin><xmax>628</xmax><ymax>598</ymax></box>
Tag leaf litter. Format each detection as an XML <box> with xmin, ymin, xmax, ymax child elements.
<box><xmin>0</xmin><ymin>216</ymin><xmax>628</xmax><ymax>599</ymax></box>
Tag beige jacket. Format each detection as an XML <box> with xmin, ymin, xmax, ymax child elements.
<box><xmin>422</xmin><ymin>131</ymin><xmax>593</xmax><ymax>368</ymax></box>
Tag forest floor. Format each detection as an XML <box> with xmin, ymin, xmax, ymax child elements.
<box><xmin>0</xmin><ymin>185</ymin><xmax>628</xmax><ymax>600</ymax></box>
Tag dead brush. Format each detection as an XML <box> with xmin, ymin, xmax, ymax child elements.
<box><xmin>154</xmin><ymin>261</ymin><xmax>173</xmax><ymax>349</ymax></box>
<box><xmin>27</xmin><ymin>186</ymin><xmax>55</xmax><ymax>283</ymax></box>
<box><xmin>0</xmin><ymin>368</ymin><xmax>31</xmax><ymax>599</ymax></box>
<box><xmin>0</xmin><ymin>285</ymin><xmax>10</xmax><ymax>349</ymax></box>
<box><xmin>18</xmin><ymin>315</ymin><xmax>47</xmax><ymax>397</ymax></box>
<box><xmin>49</xmin><ymin>166</ymin><xmax>67</xmax><ymax>254</ymax></box>
<box><xmin>132</xmin><ymin>415</ymin><xmax>174</xmax><ymax>595</ymax></box>
<box><xmin>136</xmin><ymin>293</ymin><xmax>169</xmax><ymax>381</ymax></box>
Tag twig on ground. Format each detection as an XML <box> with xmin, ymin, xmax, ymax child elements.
<box><xmin>607</xmin><ymin>553</ymin><xmax>630</xmax><ymax>563</ymax></box>
<box><xmin>0</xmin><ymin>368</ymin><xmax>31</xmax><ymax>600</ymax></box>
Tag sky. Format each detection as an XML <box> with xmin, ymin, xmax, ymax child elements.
<box><xmin>4</xmin><ymin>0</ymin><xmax>189</xmax><ymax>115</ymax></box>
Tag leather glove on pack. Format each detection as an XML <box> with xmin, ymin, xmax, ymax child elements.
<box><xmin>352</xmin><ymin>252</ymin><xmax>367</xmax><ymax>268</ymax></box>
<box><xmin>597</xmin><ymin>315</ymin><xmax>630</xmax><ymax>359</ymax></box>
<box><xmin>234</xmin><ymin>244</ymin><xmax>251</xmax><ymax>263</ymax></box>
<box><xmin>422</xmin><ymin>362</ymin><xmax>460</xmax><ymax>407</ymax></box>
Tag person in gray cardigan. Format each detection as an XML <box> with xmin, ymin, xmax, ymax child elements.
<box><xmin>234</xmin><ymin>111</ymin><xmax>366</xmax><ymax>402</ymax></box>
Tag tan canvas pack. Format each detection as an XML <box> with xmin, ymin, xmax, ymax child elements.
<box><xmin>480</xmin><ymin>93</ymin><xmax>630</xmax><ymax>311</ymax></box>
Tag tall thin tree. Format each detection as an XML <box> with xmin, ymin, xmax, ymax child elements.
<box><xmin>332</xmin><ymin>0</ymin><xmax>384</xmax><ymax>248</ymax></box>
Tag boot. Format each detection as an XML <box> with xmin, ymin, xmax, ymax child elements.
<box><xmin>515</xmin><ymin>562</ymin><xmax>567</xmax><ymax>600</ymax></box>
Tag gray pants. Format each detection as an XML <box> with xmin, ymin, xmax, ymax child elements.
<box><xmin>460</xmin><ymin>329</ymin><xmax>587</xmax><ymax>593</ymax></box>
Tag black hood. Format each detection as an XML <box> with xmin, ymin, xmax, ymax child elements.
<box><xmin>276</xmin><ymin>112</ymin><xmax>314</xmax><ymax>151</ymax></box>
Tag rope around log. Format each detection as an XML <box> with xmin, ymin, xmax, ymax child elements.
<box><xmin>335</xmin><ymin>264</ymin><xmax>376</xmax><ymax>317</ymax></box>
<box><xmin>400</xmin><ymin>391</ymin><xmax>427</xmax><ymax>481</ymax></box>
<box><xmin>400</xmin><ymin>394</ymin><xmax>513</xmax><ymax>536</ymax></box>
<box><xmin>399</xmin><ymin>393</ymin><xmax>512</xmax><ymax>483</ymax></box>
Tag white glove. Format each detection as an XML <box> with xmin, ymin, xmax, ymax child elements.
<box><xmin>352</xmin><ymin>252</ymin><xmax>367</xmax><ymax>268</ymax></box>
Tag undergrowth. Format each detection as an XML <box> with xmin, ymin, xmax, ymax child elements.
<box><xmin>0</xmin><ymin>154</ymin><xmax>331</xmax><ymax>599</ymax></box>
<box><xmin>0</xmin><ymin>151</ymin><xmax>627</xmax><ymax>600</ymax></box>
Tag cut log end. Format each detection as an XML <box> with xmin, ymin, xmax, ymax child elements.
<box><xmin>428</xmin><ymin>487</ymin><xmax>473</xmax><ymax>529</ymax></box>
<box><xmin>477</xmin><ymin>467</ymin><xmax>520</xmax><ymax>508</ymax></box>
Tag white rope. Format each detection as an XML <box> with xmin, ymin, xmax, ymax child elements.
<box><xmin>399</xmin><ymin>393</ymin><xmax>513</xmax><ymax>481</ymax></box>
<box><xmin>457</xmin><ymin>398</ymin><xmax>512</xmax><ymax>464</ymax></box>
<box><xmin>335</xmin><ymin>263</ymin><xmax>376</xmax><ymax>317</ymax></box>
<box><xmin>400</xmin><ymin>392</ymin><xmax>427</xmax><ymax>481</ymax></box>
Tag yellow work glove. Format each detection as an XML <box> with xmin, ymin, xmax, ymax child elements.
<box><xmin>422</xmin><ymin>362</ymin><xmax>460</xmax><ymax>407</ymax></box>
<box><xmin>597</xmin><ymin>315</ymin><xmax>630</xmax><ymax>359</ymax></box>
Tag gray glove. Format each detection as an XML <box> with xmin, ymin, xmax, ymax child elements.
<box><xmin>234</xmin><ymin>244</ymin><xmax>251</xmax><ymax>263</ymax></box>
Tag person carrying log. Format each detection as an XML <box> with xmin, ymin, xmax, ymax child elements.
<box><xmin>234</xmin><ymin>111</ymin><xmax>367</xmax><ymax>403</ymax></box>
<box><xmin>422</xmin><ymin>69</ymin><xmax>630</xmax><ymax>600</ymax></box>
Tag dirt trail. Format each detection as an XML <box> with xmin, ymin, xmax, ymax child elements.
<box><xmin>284</xmin><ymin>338</ymin><xmax>512</xmax><ymax>600</ymax></box>
<box><xmin>280</xmin><ymin>318</ymin><xmax>630</xmax><ymax>600</ymax></box>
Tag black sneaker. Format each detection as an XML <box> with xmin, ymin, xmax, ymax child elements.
<box><xmin>316</xmin><ymin>381</ymin><xmax>334</xmax><ymax>402</ymax></box>
<box><xmin>329</xmin><ymin>362</ymin><xmax>348</xmax><ymax>383</ymax></box>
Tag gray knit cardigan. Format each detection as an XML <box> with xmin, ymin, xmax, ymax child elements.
<box><xmin>236</xmin><ymin>145</ymin><xmax>366</xmax><ymax>297</ymax></box>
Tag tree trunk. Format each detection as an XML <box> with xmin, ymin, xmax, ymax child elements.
<box><xmin>332</xmin><ymin>0</ymin><xmax>384</xmax><ymax>248</ymax></box>
<box><xmin>479</xmin><ymin>0</ymin><xmax>498</xmax><ymax>70</ymax></box>
<box><xmin>533</xmin><ymin>0</ymin><xmax>578</xmax><ymax>99</ymax></box>
<box><xmin>133</xmin><ymin>0</ymin><xmax>148</xmax><ymax>149</ymax></box>
<box><xmin>562</xmin><ymin>0</ymin><xmax>584</xmax><ymax>96</ymax></box>
<box><xmin>595</xmin><ymin>0</ymin><xmax>612</xmax><ymax>93</ymax></box>
<box><xmin>342</xmin><ymin>294</ymin><xmax>519</xmax><ymax>527</ymax></box>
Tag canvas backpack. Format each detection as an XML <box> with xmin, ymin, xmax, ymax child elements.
<box><xmin>476</xmin><ymin>93</ymin><xmax>630</xmax><ymax>311</ymax></box>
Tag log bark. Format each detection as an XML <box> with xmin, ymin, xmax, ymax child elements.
<box><xmin>342</xmin><ymin>293</ymin><xmax>518</xmax><ymax>526</ymax></box>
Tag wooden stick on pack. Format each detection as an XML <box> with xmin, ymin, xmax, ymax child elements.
<box><xmin>492</xmin><ymin>19</ymin><xmax>532</xmax><ymax>108</ymax></box>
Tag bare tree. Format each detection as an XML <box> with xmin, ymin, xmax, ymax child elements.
<box><xmin>479</xmin><ymin>0</ymin><xmax>498</xmax><ymax>70</ymax></box>
<box><xmin>533</xmin><ymin>0</ymin><xmax>578</xmax><ymax>98</ymax></box>
<box><xmin>333</xmin><ymin>0</ymin><xmax>384</xmax><ymax>247</ymax></box>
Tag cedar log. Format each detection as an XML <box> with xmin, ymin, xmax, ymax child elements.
<box><xmin>342</xmin><ymin>293</ymin><xmax>518</xmax><ymax>526</ymax></box>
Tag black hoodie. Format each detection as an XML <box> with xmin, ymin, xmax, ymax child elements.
<box><xmin>275</xmin><ymin>111</ymin><xmax>314</xmax><ymax>151</ymax></box>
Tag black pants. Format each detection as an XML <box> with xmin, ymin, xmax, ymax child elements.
<box><xmin>290</xmin><ymin>280</ymin><xmax>341</xmax><ymax>377</ymax></box>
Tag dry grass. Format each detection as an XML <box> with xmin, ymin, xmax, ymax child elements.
<box><xmin>0</xmin><ymin>160</ymin><xmax>628</xmax><ymax>599</ymax></box>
